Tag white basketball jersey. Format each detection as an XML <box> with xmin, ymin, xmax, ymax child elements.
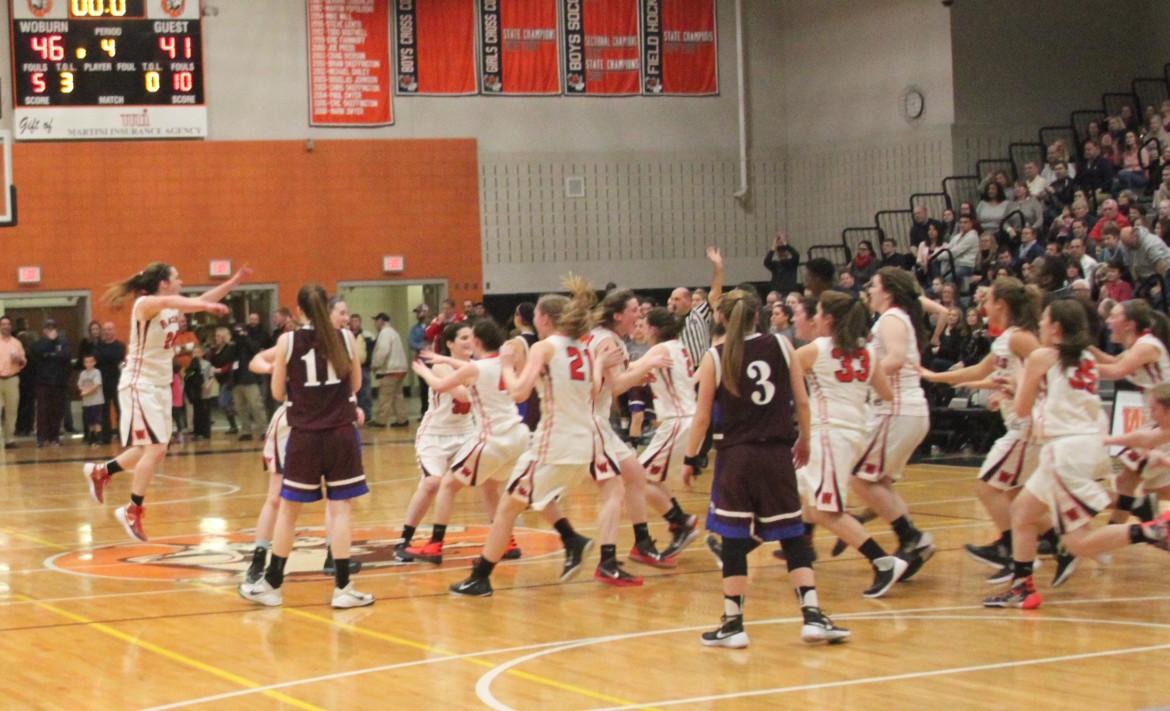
<box><xmin>584</xmin><ymin>326</ymin><xmax>628</xmax><ymax>420</ymax></box>
<box><xmin>468</xmin><ymin>356</ymin><xmax>522</xmax><ymax>436</ymax></box>
<box><xmin>417</xmin><ymin>368</ymin><xmax>476</xmax><ymax>438</ymax></box>
<box><xmin>121</xmin><ymin>297</ymin><xmax>180</xmax><ymax>389</ymax></box>
<box><xmin>1125</xmin><ymin>332</ymin><xmax>1170</xmax><ymax>396</ymax></box>
<box><xmin>990</xmin><ymin>326</ymin><xmax>1026</xmax><ymax>425</ymax></box>
<box><xmin>1032</xmin><ymin>350</ymin><xmax>1105</xmax><ymax>440</ymax></box>
<box><xmin>805</xmin><ymin>337</ymin><xmax>875</xmax><ymax>431</ymax></box>
<box><xmin>870</xmin><ymin>308</ymin><xmax>928</xmax><ymax>416</ymax></box>
<box><xmin>532</xmin><ymin>334</ymin><xmax>595</xmax><ymax>464</ymax></box>
<box><xmin>648</xmin><ymin>339</ymin><xmax>696</xmax><ymax>421</ymax></box>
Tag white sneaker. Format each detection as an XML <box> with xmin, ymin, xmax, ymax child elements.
<box><xmin>238</xmin><ymin>579</ymin><xmax>283</xmax><ymax>607</ymax></box>
<box><xmin>800</xmin><ymin>608</ymin><xmax>851</xmax><ymax>644</ymax></box>
<box><xmin>332</xmin><ymin>583</ymin><xmax>375</xmax><ymax>609</ymax></box>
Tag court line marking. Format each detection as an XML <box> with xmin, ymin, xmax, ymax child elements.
<box><xmin>581</xmin><ymin>614</ymin><xmax>1170</xmax><ymax>710</ymax></box>
<box><xmin>14</xmin><ymin>593</ymin><xmax>325</xmax><ymax>711</ymax></box>
<box><xmin>140</xmin><ymin>595</ymin><xmax>1170</xmax><ymax>710</ymax></box>
<box><xmin>0</xmin><ymin>474</ymin><xmax>240</xmax><ymax>515</ymax></box>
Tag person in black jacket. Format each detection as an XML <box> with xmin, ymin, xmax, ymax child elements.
<box><xmin>31</xmin><ymin>320</ymin><xmax>71</xmax><ymax>447</ymax></box>
<box><xmin>764</xmin><ymin>231</ymin><xmax>800</xmax><ymax>295</ymax></box>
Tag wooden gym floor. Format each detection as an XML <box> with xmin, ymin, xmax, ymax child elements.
<box><xmin>2</xmin><ymin>426</ymin><xmax>1169</xmax><ymax>710</ymax></box>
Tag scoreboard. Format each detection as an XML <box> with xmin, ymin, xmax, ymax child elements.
<box><xmin>10</xmin><ymin>0</ymin><xmax>206</xmax><ymax>140</ymax></box>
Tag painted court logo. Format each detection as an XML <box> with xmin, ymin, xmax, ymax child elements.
<box><xmin>48</xmin><ymin>525</ymin><xmax>561</xmax><ymax>582</ymax></box>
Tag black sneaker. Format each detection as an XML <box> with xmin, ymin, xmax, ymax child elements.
<box><xmin>245</xmin><ymin>547</ymin><xmax>267</xmax><ymax>584</ymax></box>
<box><xmin>449</xmin><ymin>575</ymin><xmax>493</xmax><ymax>597</ymax></box>
<box><xmin>862</xmin><ymin>555</ymin><xmax>909</xmax><ymax>598</ymax></box>
<box><xmin>965</xmin><ymin>541</ymin><xmax>1010</xmax><ymax>569</ymax></box>
<box><xmin>1051</xmin><ymin>546</ymin><xmax>1078</xmax><ymax>587</ymax></box>
<box><xmin>322</xmin><ymin>556</ymin><xmax>363</xmax><ymax>576</ymax></box>
<box><xmin>700</xmin><ymin>615</ymin><xmax>748</xmax><ymax>648</ymax></box>
<box><xmin>393</xmin><ymin>541</ymin><xmax>415</xmax><ymax>563</ymax></box>
<box><xmin>800</xmin><ymin>607</ymin><xmax>850</xmax><ymax>644</ymax></box>
<box><xmin>1036</xmin><ymin>537</ymin><xmax>1057</xmax><ymax>556</ymax></box>
<box><xmin>986</xmin><ymin>564</ymin><xmax>1013</xmax><ymax>585</ymax></box>
<box><xmin>560</xmin><ymin>535</ymin><xmax>594</xmax><ymax>582</ymax></box>
<box><xmin>896</xmin><ymin>531</ymin><xmax>935</xmax><ymax>581</ymax></box>
<box><xmin>661</xmin><ymin>514</ymin><xmax>701</xmax><ymax>558</ymax></box>
<box><xmin>629</xmin><ymin>538</ymin><xmax>675</xmax><ymax>569</ymax></box>
<box><xmin>705</xmin><ymin>534</ymin><xmax>723</xmax><ymax>569</ymax></box>
<box><xmin>593</xmin><ymin>559</ymin><xmax>644</xmax><ymax>587</ymax></box>
<box><xmin>1133</xmin><ymin>493</ymin><xmax>1160</xmax><ymax>523</ymax></box>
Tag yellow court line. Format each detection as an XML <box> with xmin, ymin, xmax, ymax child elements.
<box><xmin>201</xmin><ymin>584</ymin><xmax>650</xmax><ymax>708</ymax></box>
<box><xmin>0</xmin><ymin>526</ymin><xmax>72</xmax><ymax>551</ymax></box>
<box><xmin>14</xmin><ymin>594</ymin><xmax>325</xmax><ymax>711</ymax></box>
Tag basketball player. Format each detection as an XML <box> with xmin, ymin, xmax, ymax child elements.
<box><xmin>920</xmin><ymin>278</ymin><xmax>1053</xmax><ymax>584</ymax></box>
<box><xmin>984</xmin><ymin>299</ymin><xmax>1168</xmax><ymax>609</ymax></box>
<box><xmin>585</xmin><ymin>290</ymin><xmax>683</xmax><ymax>578</ymax></box>
<box><xmin>83</xmin><ymin>263</ymin><xmax>249</xmax><ymax>541</ymax></box>
<box><xmin>797</xmin><ymin>292</ymin><xmax>907</xmax><ymax>598</ymax></box>
<box><xmin>682</xmin><ymin>289</ymin><xmax>849</xmax><ymax>648</ymax></box>
<box><xmin>238</xmin><ymin>283</ymin><xmax>372</xmax><ymax>609</ymax></box>
<box><xmin>851</xmin><ymin>268</ymin><xmax>935</xmax><ymax>577</ymax></box>
<box><xmin>449</xmin><ymin>277</ymin><xmax>612</xmax><ymax>597</ymax></box>
<box><xmin>1094</xmin><ymin>300</ymin><xmax>1170</xmax><ymax>524</ymax></box>
<box><xmin>404</xmin><ymin>319</ymin><xmax>544</xmax><ymax>563</ymax></box>
<box><xmin>633</xmin><ymin>308</ymin><xmax>702</xmax><ymax>559</ymax></box>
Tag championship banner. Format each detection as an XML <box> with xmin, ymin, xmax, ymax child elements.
<box><xmin>563</xmin><ymin>0</ymin><xmax>640</xmax><ymax>96</ymax></box>
<box><xmin>641</xmin><ymin>0</ymin><xmax>718</xmax><ymax>96</ymax></box>
<box><xmin>481</xmin><ymin>0</ymin><xmax>561</xmax><ymax>95</ymax></box>
<box><xmin>396</xmin><ymin>0</ymin><xmax>478</xmax><ymax>95</ymax></box>
<box><xmin>308</xmin><ymin>0</ymin><xmax>393</xmax><ymax>125</ymax></box>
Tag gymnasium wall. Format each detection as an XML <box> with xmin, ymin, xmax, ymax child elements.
<box><xmin>4</xmin><ymin>139</ymin><xmax>481</xmax><ymax>326</ymax></box>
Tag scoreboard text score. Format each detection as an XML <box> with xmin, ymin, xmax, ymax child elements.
<box><xmin>10</xmin><ymin>0</ymin><xmax>207</xmax><ymax>140</ymax></box>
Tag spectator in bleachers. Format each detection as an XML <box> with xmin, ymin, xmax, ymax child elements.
<box><xmin>1030</xmin><ymin>253</ymin><xmax>1073</xmax><ymax>296</ymax></box>
<box><xmin>1119</xmin><ymin>225</ymin><xmax>1170</xmax><ymax>296</ymax></box>
<box><xmin>949</xmin><ymin>215</ymin><xmax>980</xmax><ymax>284</ymax></box>
<box><xmin>976</xmin><ymin>181</ymin><xmax>1009</xmax><ymax>235</ymax></box>
<box><xmin>878</xmin><ymin>237</ymin><xmax>914</xmax><ymax>271</ymax></box>
<box><xmin>961</xmin><ymin>307</ymin><xmax>992</xmax><ymax>367</ymax></box>
<box><xmin>1067</xmin><ymin>238</ymin><xmax>1099</xmax><ymax>287</ymax></box>
<box><xmin>1041</xmin><ymin>141</ymin><xmax>1077</xmax><ymax>183</ymax></box>
<box><xmin>1152</xmin><ymin>149</ymin><xmax>1170</xmax><ymax>198</ymax></box>
<box><xmin>1089</xmin><ymin>200</ymin><xmax>1129</xmax><ymax>241</ymax></box>
<box><xmin>1071</xmin><ymin>197</ymin><xmax>1096</xmax><ymax>231</ymax></box>
<box><xmin>926</xmin><ymin>305</ymin><xmax>965</xmax><ymax>374</ymax></box>
<box><xmin>1097</xmin><ymin>222</ymin><xmax>1128</xmax><ymax>266</ymax></box>
<box><xmin>1079</xmin><ymin>139</ymin><xmax>1114</xmax><ymax>206</ymax></box>
<box><xmin>941</xmin><ymin>207</ymin><xmax>958</xmax><ymax>238</ymax></box>
<box><xmin>1152</xmin><ymin>198</ymin><xmax>1170</xmax><ymax>227</ymax></box>
<box><xmin>803</xmin><ymin>257</ymin><xmax>835</xmax><ymax>297</ymax></box>
<box><xmin>916</xmin><ymin>221</ymin><xmax>947</xmax><ymax>281</ymax></box>
<box><xmin>994</xmin><ymin>246</ymin><xmax>1017</xmax><ymax>276</ymax></box>
<box><xmin>769</xmin><ymin>303</ymin><xmax>794</xmax><ymax>342</ymax></box>
<box><xmin>1045</xmin><ymin>241</ymin><xmax>1061</xmax><ymax>258</ymax></box>
<box><xmin>847</xmin><ymin>239</ymin><xmax>878</xmax><ymax>285</ymax></box>
<box><xmin>970</xmin><ymin>232</ymin><xmax>997</xmax><ymax>290</ymax></box>
<box><xmin>1043</xmin><ymin>161</ymin><xmax>1076</xmax><ymax>223</ymax></box>
<box><xmin>1022</xmin><ymin>162</ymin><xmax>1047</xmax><ymax>200</ymax></box>
<box><xmin>1016</xmin><ymin>225</ymin><xmax>1043</xmax><ymax>265</ymax></box>
<box><xmin>1118</xmin><ymin>131</ymin><xmax>1152</xmax><ymax>192</ymax></box>
<box><xmin>1002</xmin><ymin>181</ymin><xmax>1045</xmax><ymax>241</ymax></box>
<box><xmin>837</xmin><ymin>271</ymin><xmax>862</xmax><ymax>297</ymax></box>
<box><xmin>909</xmin><ymin>204</ymin><xmax>944</xmax><ymax>250</ymax></box>
<box><xmin>763</xmin><ymin>230</ymin><xmax>800</xmax><ymax>295</ymax></box>
<box><xmin>1099</xmin><ymin>260</ymin><xmax>1134</xmax><ymax>303</ymax></box>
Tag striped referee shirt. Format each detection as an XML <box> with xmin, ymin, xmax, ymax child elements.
<box><xmin>680</xmin><ymin>300</ymin><xmax>713</xmax><ymax>365</ymax></box>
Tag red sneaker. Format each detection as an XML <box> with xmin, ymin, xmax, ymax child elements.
<box><xmin>405</xmin><ymin>540</ymin><xmax>443</xmax><ymax>564</ymax></box>
<box><xmin>501</xmin><ymin>535</ymin><xmax>523</xmax><ymax>560</ymax></box>
<box><xmin>115</xmin><ymin>503</ymin><xmax>147</xmax><ymax>542</ymax></box>
<box><xmin>84</xmin><ymin>462</ymin><xmax>111</xmax><ymax>504</ymax></box>
<box><xmin>593</xmin><ymin>560</ymin><xmax>644</xmax><ymax>587</ymax></box>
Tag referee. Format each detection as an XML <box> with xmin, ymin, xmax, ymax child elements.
<box><xmin>667</xmin><ymin>246</ymin><xmax>725</xmax><ymax>470</ymax></box>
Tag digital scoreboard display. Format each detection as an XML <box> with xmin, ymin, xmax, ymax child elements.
<box><xmin>10</xmin><ymin>0</ymin><xmax>207</xmax><ymax>140</ymax></box>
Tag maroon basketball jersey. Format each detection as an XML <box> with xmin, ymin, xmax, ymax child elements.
<box><xmin>285</xmin><ymin>328</ymin><xmax>355</xmax><ymax>430</ymax></box>
<box><xmin>712</xmin><ymin>334</ymin><xmax>797</xmax><ymax>448</ymax></box>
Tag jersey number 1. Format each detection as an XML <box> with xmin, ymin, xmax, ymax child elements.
<box><xmin>301</xmin><ymin>349</ymin><xmax>341</xmax><ymax>387</ymax></box>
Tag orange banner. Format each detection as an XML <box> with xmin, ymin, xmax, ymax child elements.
<box><xmin>396</xmin><ymin>0</ymin><xmax>477</xmax><ymax>95</ymax></box>
<box><xmin>563</xmin><ymin>0</ymin><xmax>640</xmax><ymax>96</ymax></box>
<box><xmin>642</xmin><ymin>0</ymin><xmax>718</xmax><ymax>96</ymax></box>
<box><xmin>481</xmin><ymin>0</ymin><xmax>561</xmax><ymax>95</ymax></box>
<box><xmin>308</xmin><ymin>0</ymin><xmax>393</xmax><ymax>125</ymax></box>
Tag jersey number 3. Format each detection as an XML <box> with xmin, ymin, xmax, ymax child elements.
<box><xmin>831</xmin><ymin>348</ymin><xmax>871</xmax><ymax>383</ymax></box>
<box><xmin>746</xmin><ymin>360</ymin><xmax>775</xmax><ymax>405</ymax></box>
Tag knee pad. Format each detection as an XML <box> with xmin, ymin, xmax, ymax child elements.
<box><xmin>781</xmin><ymin>535</ymin><xmax>815</xmax><ymax>571</ymax></box>
<box><xmin>721</xmin><ymin>537</ymin><xmax>754</xmax><ymax>578</ymax></box>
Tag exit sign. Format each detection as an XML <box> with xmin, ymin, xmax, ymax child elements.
<box><xmin>209</xmin><ymin>260</ymin><xmax>232</xmax><ymax>278</ymax></box>
<box><xmin>17</xmin><ymin>266</ymin><xmax>40</xmax><ymax>284</ymax></box>
<box><xmin>383</xmin><ymin>255</ymin><xmax>404</xmax><ymax>273</ymax></box>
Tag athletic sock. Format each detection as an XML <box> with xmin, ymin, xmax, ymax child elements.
<box><xmin>1012</xmin><ymin>559</ymin><xmax>1034</xmax><ymax>581</ymax></box>
<box><xmin>891</xmin><ymin>515</ymin><xmax>918</xmax><ymax>546</ymax></box>
<box><xmin>600</xmin><ymin>544</ymin><xmax>617</xmax><ymax>563</ymax></box>
<box><xmin>1040</xmin><ymin>529</ymin><xmax>1060</xmax><ymax>549</ymax></box>
<box><xmin>401</xmin><ymin>524</ymin><xmax>417</xmax><ymax>545</ymax></box>
<box><xmin>664</xmin><ymin>499</ymin><xmax>688</xmax><ymax>526</ymax></box>
<box><xmin>471</xmin><ymin>556</ymin><xmax>496</xmax><ymax>579</ymax></box>
<box><xmin>255</xmin><ymin>539</ymin><xmax>271</xmax><ymax>550</ymax></box>
<box><xmin>1117</xmin><ymin>494</ymin><xmax>1136</xmax><ymax>512</ymax></box>
<box><xmin>1000</xmin><ymin>529</ymin><xmax>1013</xmax><ymax>549</ymax></box>
<box><xmin>130</xmin><ymin>493</ymin><xmax>144</xmax><ymax>507</ymax></box>
<box><xmin>723</xmin><ymin>594</ymin><xmax>744</xmax><ymax>618</ymax></box>
<box><xmin>264</xmin><ymin>554</ymin><xmax>287</xmax><ymax>589</ymax></box>
<box><xmin>858</xmin><ymin>537</ymin><xmax>886</xmax><ymax>562</ymax></box>
<box><xmin>632</xmin><ymin>523</ymin><xmax>651</xmax><ymax>544</ymax></box>
<box><xmin>432</xmin><ymin>523</ymin><xmax>447</xmax><ymax>544</ymax></box>
<box><xmin>795</xmin><ymin>586</ymin><xmax>818</xmax><ymax>609</ymax></box>
<box><xmin>105</xmin><ymin>459</ymin><xmax>123</xmax><ymax>476</ymax></box>
<box><xmin>334</xmin><ymin>559</ymin><xmax>350</xmax><ymax>589</ymax></box>
<box><xmin>1129</xmin><ymin>523</ymin><xmax>1166</xmax><ymax>544</ymax></box>
<box><xmin>553</xmin><ymin>518</ymin><xmax>577</xmax><ymax>547</ymax></box>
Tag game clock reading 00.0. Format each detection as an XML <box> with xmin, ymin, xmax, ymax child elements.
<box><xmin>11</xmin><ymin>0</ymin><xmax>203</xmax><ymax>108</ymax></box>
